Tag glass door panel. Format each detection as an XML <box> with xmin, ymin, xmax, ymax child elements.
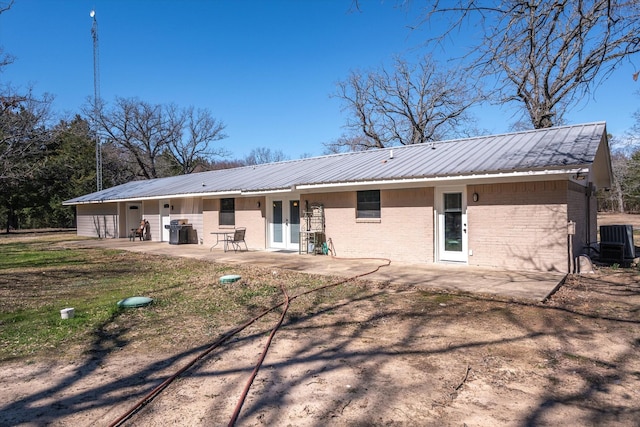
<box><xmin>273</xmin><ymin>201</ymin><xmax>283</xmax><ymax>243</ymax></box>
<box><xmin>444</xmin><ymin>193</ymin><xmax>462</xmax><ymax>252</ymax></box>
<box><xmin>269</xmin><ymin>196</ymin><xmax>300</xmax><ymax>250</ymax></box>
<box><xmin>290</xmin><ymin>200</ymin><xmax>300</xmax><ymax>244</ymax></box>
<box><xmin>437</xmin><ymin>188</ymin><xmax>467</xmax><ymax>263</ymax></box>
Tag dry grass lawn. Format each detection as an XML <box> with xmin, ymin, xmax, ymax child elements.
<box><xmin>0</xmin><ymin>216</ymin><xmax>639</xmax><ymax>426</ymax></box>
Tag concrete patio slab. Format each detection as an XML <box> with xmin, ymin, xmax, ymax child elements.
<box><xmin>64</xmin><ymin>239</ymin><xmax>565</xmax><ymax>302</ymax></box>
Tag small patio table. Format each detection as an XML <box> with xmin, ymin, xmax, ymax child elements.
<box><xmin>210</xmin><ymin>231</ymin><xmax>234</xmax><ymax>251</ymax></box>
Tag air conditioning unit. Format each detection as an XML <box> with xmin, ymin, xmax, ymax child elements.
<box><xmin>599</xmin><ymin>225</ymin><xmax>636</xmax><ymax>263</ymax></box>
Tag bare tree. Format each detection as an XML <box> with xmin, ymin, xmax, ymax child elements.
<box><xmin>0</xmin><ymin>1</ymin><xmax>15</xmax><ymax>71</ymax></box>
<box><xmin>92</xmin><ymin>98</ymin><xmax>175</xmax><ymax>179</ymax></box>
<box><xmin>0</xmin><ymin>0</ymin><xmax>13</xmax><ymax>13</ymax></box>
<box><xmin>0</xmin><ymin>46</ymin><xmax>14</xmax><ymax>71</ymax></box>
<box><xmin>170</xmin><ymin>106</ymin><xmax>228</xmax><ymax>174</ymax></box>
<box><xmin>424</xmin><ymin>0</ymin><xmax>640</xmax><ymax>129</ymax></box>
<box><xmin>609</xmin><ymin>151</ymin><xmax>630</xmax><ymax>212</ymax></box>
<box><xmin>244</xmin><ymin>147</ymin><xmax>289</xmax><ymax>165</ymax></box>
<box><xmin>323</xmin><ymin>134</ymin><xmax>374</xmax><ymax>154</ymax></box>
<box><xmin>90</xmin><ymin>97</ymin><xmax>228</xmax><ymax>179</ymax></box>
<box><xmin>100</xmin><ymin>140</ymin><xmax>140</xmax><ymax>186</ymax></box>
<box><xmin>0</xmin><ymin>86</ymin><xmax>55</xmax><ymax>232</ymax></box>
<box><xmin>208</xmin><ymin>158</ymin><xmax>245</xmax><ymax>170</ymax></box>
<box><xmin>331</xmin><ymin>55</ymin><xmax>481</xmax><ymax>150</ymax></box>
<box><xmin>0</xmin><ymin>86</ymin><xmax>54</xmax><ymax>183</ymax></box>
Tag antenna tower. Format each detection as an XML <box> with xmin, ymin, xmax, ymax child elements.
<box><xmin>90</xmin><ymin>10</ymin><xmax>103</xmax><ymax>191</ymax></box>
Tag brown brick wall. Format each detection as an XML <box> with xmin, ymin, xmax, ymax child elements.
<box><xmin>567</xmin><ymin>182</ymin><xmax>586</xmax><ymax>258</ymax></box>
<box><xmin>304</xmin><ymin>188</ymin><xmax>434</xmax><ymax>262</ymax></box>
<box><xmin>467</xmin><ymin>181</ymin><xmax>569</xmax><ymax>272</ymax></box>
<box><xmin>76</xmin><ymin>177</ymin><xmax>588</xmax><ymax>272</ymax></box>
<box><xmin>202</xmin><ymin>197</ymin><xmax>265</xmax><ymax>249</ymax></box>
<box><xmin>202</xmin><ymin>198</ymin><xmax>219</xmax><ymax>247</ymax></box>
<box><xmin>235</xmin><ymin>197</ymin><xmax>266</xmax><ymax>249</ymax></box>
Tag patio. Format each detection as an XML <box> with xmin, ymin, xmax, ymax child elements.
<box><xmin>64</xmin><ymin>239</ymin><xmax>566</xmax><ymax>302</ymax></box>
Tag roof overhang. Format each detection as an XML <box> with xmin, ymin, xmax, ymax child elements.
<box><xmin>64</xmin><ymin>167</ymin><xmax>591</xmax><ymax>205</ymax></box>
<box><xmin>295</xmin><ymin>167</ymin><xmax>589</xmax><ymax>192</ymax></box>
<box><xmin>63</xmin><ymin>190</ymin><xmax>243</xmax><ymax>205</ymax></box>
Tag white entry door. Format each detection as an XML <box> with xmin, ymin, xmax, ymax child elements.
<box><xmin>126</xmin><ymin>203</ymin><xmax>142</xmax><ymax>235</ymax></box>
<box><xmin>436</xmin><ymin>187</ymin><xmax>468</xmax><ymax>263</ymax></box>
<box><xmin>268</xmin><ymin>196</ymin><xmax>300</xmax><ymax>251</ymax></box>
<box><xmin>160</xmin><ymin>200</ymin><xmax>170</xmax><ymax>242</ymax></box>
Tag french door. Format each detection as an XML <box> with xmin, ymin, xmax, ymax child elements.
<box><xmin>268</xmin><ymin>196</ymin><xmax>300</xmax><ymax>251</ymax></box>
<box><xmin>436</xmin><ymin>187</ymin><xmax>468</xmax><ymax>263</ymax></box>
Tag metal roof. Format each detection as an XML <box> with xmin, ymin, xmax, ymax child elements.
<box><xmin>64</xmin><ymin>121</ymin><xmax>609</xmax><ymax>205</ymax></box>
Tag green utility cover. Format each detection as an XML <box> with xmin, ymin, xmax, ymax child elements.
<box><xmin>117</xmin><ymin>296</ymin><xmax>154</xmax><ymax>308</ymax></box>
<box><xmin>219</xmin><ymin>274</ymin><xmax>241</xmax><ymax>284</ymax></box>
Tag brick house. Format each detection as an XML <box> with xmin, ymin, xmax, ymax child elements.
<box><xmin>64</xmin><ymin>122</ymin><xmax>612</xmax><ymax>273</ymax></box>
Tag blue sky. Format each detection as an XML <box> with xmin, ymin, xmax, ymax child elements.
<box><xmin>1</xmin><ymin>0</ymin><xmax>638</xmax><ymax>160</ymax></box>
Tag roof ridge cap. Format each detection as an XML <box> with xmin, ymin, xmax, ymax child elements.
<box><xmin>427</xmin><ymin>121</ymin><xmax>608</xmax><ymax>146</ymax></box>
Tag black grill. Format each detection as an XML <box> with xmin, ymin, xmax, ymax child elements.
<box><xmin>165</xmin><ymin>220</ymin><xmax>192</xmax><ymax>245</ymax></box>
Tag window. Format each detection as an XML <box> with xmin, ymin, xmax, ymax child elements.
<box><xmin>357</xmin><ymin>190</ymin><xmax>380</xmax><ymax>219</ymax></box>
<box><xmin>219</xmin><ymin>198</ymin><xmax>235</xmax><ymax>226</ymax></box>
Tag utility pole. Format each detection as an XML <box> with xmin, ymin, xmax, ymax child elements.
<box><xmin>90</xmin><ymin>10</ymin><xmax>103</xmax><ymax>192</ymax></box>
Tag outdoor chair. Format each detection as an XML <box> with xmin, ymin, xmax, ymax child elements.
<box><xmin>129</xmin><ymin>219</ymin><xmax>149</xmax><ymax>241</ymax></box>
<box><xmin>130</xmin><ymin>227</ymin><xmax>144</xmax><ymax>241</ymax></box>
<box><xmin>224</xmin><ymin>227</ymin><xmax>247</xmax><ymax>252</ymax></box>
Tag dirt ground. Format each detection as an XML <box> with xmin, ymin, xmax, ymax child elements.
<box><xmin>1</xmin><ymin>217</ymin><xmax>639</xmax><ymax>426</ymax></box>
